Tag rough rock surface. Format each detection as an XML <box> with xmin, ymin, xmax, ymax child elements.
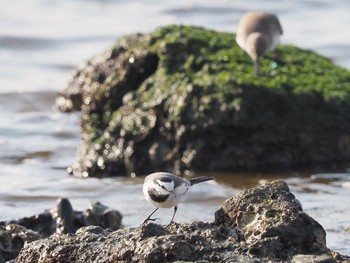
<box><xmin>215</xmin><ymin>180</ymin><xmax>327</xmax><ymax>259</ymax></box>
<box><xmin>0</xmin><ymin>224</ymin><xmax>41</xmax><ymax>263</ymax></box>
<box><xmin>0</xmin><ymin>199</ymin><xmax>122</xmax><ymax>262</ymax></box>
<box><xmin>56</xmin><ymin>25</ymin><xmax>350</xmax><ymax>178</ymax></box>
<box><xmin>13</xmin><ymin>181</ymin><xmax>350</xmax><ymax>262</ymax></box>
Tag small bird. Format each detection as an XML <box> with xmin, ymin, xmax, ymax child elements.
<box><xmin>142</xmin><ymin>172</ymin><xmax>214</xmax><ymax>224</ymax></box>
<box><xmin>236</xmin><ymin>11</ymin><xmax>283</xmax><ymax>76</ymax></box>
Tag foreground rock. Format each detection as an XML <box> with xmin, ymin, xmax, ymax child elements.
<box><xmin>215</xmin><ymin>180</ymin><xmax>326</xmax><ymax>259</ymax></box>
<box><xmin>56</xmin><ymin>25</ymin><xmax>350</xmax><ymax>178</ymax></box>
<box><xmin>0</xmin><ymin>199</ymin><xmax>122</xmax><ymax>262</ymax></box>
<box><xmin>14</xmin><ymin>181</ymin><xmax>350</xmax><ymax>262</ymax></box>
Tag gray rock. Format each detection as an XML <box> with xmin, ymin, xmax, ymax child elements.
<box><xmin>14</xmin><ymin>181</ymin><xmax>350</xmax><ymax>262</ymax></box>
<box><xmin>82</xmin><ymin>201</ymin><xmax>123</xmax><ymax>230</ymax></box>
<box><xmin>292</xmin><ymin>253</ymin><xmax>339</xmax><ymax>263</ymax></box>
<box><xmin>215</xmin><ymin>180</ymin><xmax>328</xmax><ymax>259</ymax></box>
<box><xmin>15</xmin><ymin>222</ymin><xmax>242</xmax><ymax>262</ymax></box>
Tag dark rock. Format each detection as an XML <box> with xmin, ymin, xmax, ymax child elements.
<box><xmin>14</xmin><ymin>181</ymin><xmax>350</xmax><ymax>262</ymax></box>
<box><xmin>56</xmin><ymin>25</ymin><xmax>350</xmax><ymax>178</ymax></box>
<box><xmin>0</xmin><ymin>198</ymin><xmax>122</xmax><ymax>262</ymax></box>
<box><xmin>9</xmin><ymin>212</ymin><xmax>53</xmax><ymax>237</ymax></box>
<box><xmin>51</xmin><ymin>197</ymin><xmax>75</xmax><ymax>234</ymax></box>
<box><xmin>81</xmin><ymin>201</ymin><xmax>123</xmax><ymax>231</ymax></box>
<box><xmin>140</xmin><ymin>222</ymin><xmax>169</xmax><ymax>239</ymax></box>
<box><xmin>0</xmin><ymin>198</ymin><xmax>122</xmax><ymax>239</ymax></box>
<box><xmin>0</xmin><ymin>224</ymin><xmax>41</xmax><ymax>263</ymax></box>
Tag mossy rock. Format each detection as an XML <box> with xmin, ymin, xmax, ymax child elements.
<box><xmin>56</xmin><ymin>25</ymin><xmax>350</xmax><ymax>177</ymax></box>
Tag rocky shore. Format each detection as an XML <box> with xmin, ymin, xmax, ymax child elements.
<box><xmin>56</xmin><ymin>25</ymin><xmax>350</xmax><ymax>178</ymax></box>
<box><xmin>22</xmin><ymin>25</ymin><xmax>349</xmax><ymax>261</ymax></box>
<box><xmin>0</xmin><ymin>199</ymin><xmax>122</xmax><ymax>263</ymax></box>
<box><xmin>1</xmin><ymin>181</ymin><xmax>349</xmax><ymax>262</ymax></box>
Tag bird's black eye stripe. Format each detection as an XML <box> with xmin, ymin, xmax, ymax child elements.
<box><xmin>155</xmin><ymin>181</ymin><xmax>165</xmax><ymax>188</ymax></box>
<box><xmin>157</xmin><ymin>177</ymin><xmax>172</xmax><ymax>183</ymax></box>
<box><xmin>155</xmin><ymin>177</ymin><xmax>173</xmax><ymax>189</ymax></box>
<box><xmin>157</xmin><ymin>183</ymin><xmax>169</xmax><ymax>191</ymax></box>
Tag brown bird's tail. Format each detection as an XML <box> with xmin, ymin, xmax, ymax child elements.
<box><xmin>189</xmin><ymin>176</ymin><xmax>215</xmax><ymax>186</ymax></box>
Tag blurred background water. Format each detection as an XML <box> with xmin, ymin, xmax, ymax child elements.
<box><xmin>0</xmin><ymin>0</ymin><xmax>349</xmax><ymax>255</ymax></box>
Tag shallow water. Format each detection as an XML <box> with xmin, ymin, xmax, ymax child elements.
<box><xmin>0</xmin><ymin>0</ymin><xmax>350</xmax><ymax>256</ymax></box>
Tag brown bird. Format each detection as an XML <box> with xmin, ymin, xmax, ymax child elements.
<box><xmin>236</xmin><ymin>11</ymin><xmax>283</xmax><ymax>76</ymax></box>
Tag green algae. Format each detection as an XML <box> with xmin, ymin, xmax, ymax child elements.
<box><xmin>150</xmin><ymin>25</ymin><xmax>350</xmax><ymax>102</ymax></box>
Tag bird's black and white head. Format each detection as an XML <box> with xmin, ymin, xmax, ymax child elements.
<box><xmin>154</xmin><ymin>176</ymin><xmax>176</xmax><ymax>195</ymax></box>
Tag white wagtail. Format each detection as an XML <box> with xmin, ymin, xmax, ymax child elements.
<box><xmin>142</xmin><ymin>172</ymin><xmax>214</xmax><ymax>224</ymax></box>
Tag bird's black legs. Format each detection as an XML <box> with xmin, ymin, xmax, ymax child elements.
<box><xmin>143</xmin><ymin>207</ymin><xmax>159</xmax><ymax>224</ymax></box>
<box><xmin>168</xmin><ymin>205</ymin><xmax>177</xmax><ymax>225</ymax></box>
<box><xmin>143</xmin><ymin>206</ymin><xmax>179</xmax><ymax>225</ymax></box>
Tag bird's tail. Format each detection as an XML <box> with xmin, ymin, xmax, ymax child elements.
<box><xmin>189</xmin><ymin>176</ymin><xmax>214</xmax><ymax>186</ymax></box>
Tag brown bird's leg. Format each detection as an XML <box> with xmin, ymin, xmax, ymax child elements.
<box><xmin>254</xmin><ymin>59</ymin><xmax>260</xmax><ymax>77</ymax></box>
